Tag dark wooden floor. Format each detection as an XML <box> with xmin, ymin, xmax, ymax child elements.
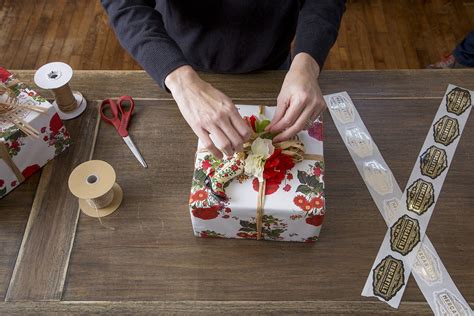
<box><xmin>0</xmin><ymin>0</ymin><xmax>473</xmax><ymax>71</ymax></box>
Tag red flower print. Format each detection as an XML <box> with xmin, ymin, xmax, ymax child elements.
<box><xmin>202</xmin><ymin>160</ymin><xmax>212</xmax><ymax>170</ymax></box>
<box><xmin>313</xmin><ymin>166</ymin><xmax>322</xmax><ymax>177</ymax></box>
<box><xmin>0</xmin><ymin>179</ymin><xmax>4</xmax><ymax>187</ymax></box>
<box><xmin>310</xmin><ymin>196</ymin><xmax>324</xmax><ymax>209</ymax></box>
<box><xmin>200</xmin><ymin>231</ymin><xmax>209</xmax><ymax>238</ymax></box>
<box><xmin>308</xmin><ymin>121</ymin><xmax>323</xmax><ymax>141</ymax></box>
<box><xmin>301</xmin><ymin>202</ymin><xmax>313</xmax><ymax>212</ymax></box>
<box><xmin>305</xmin><ymin>214</ymin><xmax>324</xmax><ymax>227</ymax></box>
<box><xmin>283</xmin><ymin>184</ymin><xmax>291</xmax><ymax>191</ymax></box>
<box><xmin>293</xmin><ymin>195</ymin><xmax>308</xmax><ymax>208</ymax></box>
<box><xmin>40</xmin><ymin>127</ymin><xmax>46</xmax><ymax>133</ymax></box>
<box><xmin>231</xmin><ymin>164</ymin><xmax>239</xmax><ymax>171</ymax></box>
<box><xmin>237</xmin><ymin>232</ymin><xmax>249</xmax><ymax>238</ymax></box>
<box><xmin>0</xmin><ymin>67</ymin><xmax>11</xmax><ymax>82</ymax></box>
<box><xmin>224</xmin><ymin>207</ymin><xmax>231</xmax><ymax>213</ymax></box>
<box><xmin>287</xmin><ymin>173</ymin><xmax>293</xmax><ymax>180</ymax></box>
<box><xmin>22</xmin><ymin>164</ymin><xmax>40</xmax><ymax>179</ymax></box>
<box><xmin>9</xmin><ymin>141</ymin><xmax>20</xmax><ymax>150</ymax></box>
<box><xmin>11</xmin><ymin>180</ymin><xmax>17</xmax><ymax>187</ymax></box>
<box><xmin>49</xmin><ymin>113</ymin><xmax>64</xmax><ymax>134</ymax></box>
<box><xmin>192</xmin><ymin>205</ymin><xmax>220</xmax><ymax>220</ymax></box>
<box><xmin>191</xmin><ymin>189</ymin><xmax>208</xmax><ymax>202</ymax></box>
<box><xmin>252</xmin><ymin>178</ymin><xmax>279</xmax><ymax>195</ymax></box>
<box><xmin>28</xmin><ymin>91</ymin><xmax>35</xmax><ymax>96</ymax></box>
<box><xmin>222</xmin><ymin>214</ymin><xmax>230</xmax><ymax>219</ymax></box>
<box><xmin>43</xmin><ymin>136</ymin><xmax>48</xmax><ymax>141</ymax></box>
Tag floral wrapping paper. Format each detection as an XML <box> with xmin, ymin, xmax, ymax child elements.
<box><xmin>189</xmin><ymin>105</ymin><xmax>325</xmax><ymax>242</ymax></box>
<box><xmin>0</xmin><ymin>67</ymin><xmax>71</xmax><ymax>198</ymax></box>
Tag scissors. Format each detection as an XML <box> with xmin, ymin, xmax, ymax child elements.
<box><xmin>100</xmin><ymin>96</ymin><xmax>148</xmax><ymax>168</ymax></box>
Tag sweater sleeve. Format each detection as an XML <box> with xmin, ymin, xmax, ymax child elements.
<box><xmin>101</xmin><ymin>0</ymin><xmax>188</xmax><ymax>90</ymax></box>
<box><xmin>294</xmin><ymin>0</ymin><xmax>345</xmax><ymax>69</ymax></box>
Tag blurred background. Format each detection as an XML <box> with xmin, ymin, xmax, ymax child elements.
<box><xmin>0</xmin><ymin>0</ymin><xmax>473</xmax><ymax>70</ymax></box>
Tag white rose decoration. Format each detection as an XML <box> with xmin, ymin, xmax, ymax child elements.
<box><xmin>244</xmin><ymin>137</ymin><xmax>274</xmax><ymax>182</ymax></box>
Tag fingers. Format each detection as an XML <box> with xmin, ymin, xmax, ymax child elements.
<box><xmin>229</xmin><ymin>109</ymin><xmax>253</xmax><ymax>141</ymax></box>
<box><xmin>273</xmin><ymin>105</ymin><xmax>314</xmax><ymax>143</ymax></box>
<box><xmin>268</xmin><ymin>95</ymin><xmax>305</xmax><ymax>133</ymax></box>
<box><xmin>266</xmin><ymin>98</ymin><xmax>288</xmax><ymax>131</ymax></box>
<box><xmin>196</xmin><ymin>128</ymin><xmax>222</xmax><ymax>159</ymax></box>
<box><xmin>219</xmin><ymin>117</ymin><xmax>245</xmax><ymax>152</ymax></box>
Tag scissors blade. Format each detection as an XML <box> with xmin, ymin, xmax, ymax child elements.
<box><xmin>122</xmin><ymin>135</ymin><xmax>148</xmax><ymax>168</ymax></box>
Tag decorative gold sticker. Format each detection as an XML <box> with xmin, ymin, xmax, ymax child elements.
<box><xmin>406</xmin><ymin>179</ymin><xmax>434</xmax><ymax>215</ymax></box>
<box><xmin>434</xmin><ymin>290</ymin><xmax>471</xmax><ymax>316</ymax></box>
<box><xmin>390</xmin><ymin>215</ymin><xmax>421</xmax><ymax>256</ymax></box>
<box><xmin>433</xmin><ymin>115</ymin><xmax>460</xmax><ymax>146</ymax></box>
<box><xmin>420</xmin><ymin>146</ymin><xmax>448</xmax><ymax>179</ymax></box>
<box><xmin>329</xmin><ymin>95</ymin><xmax>355</xmax><ymax>124</ymax></box>
<box><xmin>446</xmin><ymin>87</ymin><xmax>471</xmax><ymax>115</ymax></box>
<box><xmin>413</xmin><ymin>244</ymin><xmax>442</xmax><ymax>285</ymax></box>
<box><xmin>372</xmin><ymin>255</ymin><xmax>405</xmax><ymax>301</ymax></box>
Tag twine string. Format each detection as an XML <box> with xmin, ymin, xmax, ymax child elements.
<box><xmin>86</xmin><ymin>187</ymin><xmax>116</xmax><ymax>231</ymax></box>
<box><xmin>52</xmin><ymin>84</ymin><xmax>77</xmax><ymax>112</ymax></box>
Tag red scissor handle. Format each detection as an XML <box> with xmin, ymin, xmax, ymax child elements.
<box><xmin>99</xmin><ymin>96</ymin><xmax>135</xmax><ymax>137</ymax></box>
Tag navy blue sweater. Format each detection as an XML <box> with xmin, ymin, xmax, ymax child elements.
<box><xmin>101</xmin><ymin>0</ymin><xmax>345</xmax><ymax>90</ymax></box>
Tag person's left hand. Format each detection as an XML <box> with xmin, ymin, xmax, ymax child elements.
<box><xmin>266</xmin><ymin>53</ymin><xmax>326</xmax><ymax>142</ymax></box>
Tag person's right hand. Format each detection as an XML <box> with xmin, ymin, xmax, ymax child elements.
<box><xmin>165</xmin><ymin>65</ymin><xmax>252</xmax><ymax>159</ymax></box>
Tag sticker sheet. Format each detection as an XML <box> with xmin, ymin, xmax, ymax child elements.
<box><xmin>325</xmin><ymin>88</ymin><xmax>472</xmax><ymax>315</ymax></box>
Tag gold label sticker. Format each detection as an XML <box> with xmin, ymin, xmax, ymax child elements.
<box><xmin>420</xmin><ymin>146</ymin><xmax>448</xmax><ymax>179</ymax></box>
<box><xmin>372</xmin><ymin>255</ymin><xmax>405</xmax><ymax>301</ymax></box>
<box><xmin>434</xmin><ymin>290</ymin><xmax>471</xmax><ymax>316</ymax></box>
<box><xmin>433</xmin><ymin>115</ymin><xmax>460</xmax><ymax>146</ymax></box>
<box><xmin>390</xmin><ymin>215</ymin><xmax>421</xmax><ymax>256</ymax></box>
<box><xmin>329</xmin><ymin>95</ymin><xmax>355</xmax><ymax>124</ymax></box>
<box><xmin>413</xmin><ymin>244</ymin><xmax>442</xmax><ymax>285</ymax></box>
<box><xmin>406</xmin><ymin>179</ymin><xmax>435</xmax><ymax>215</ymax></box>
<box><xmin>446</xmin><ymin>87</ymin><xmax>471</xmax><ymax>116</ymax></box>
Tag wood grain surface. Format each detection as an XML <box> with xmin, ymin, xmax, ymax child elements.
<box><xmin>0</xmin><ymin>300</ymin><xmax>434</xmax><ymax>315</ymax></box>
<box><xmin>5</xmin><ymin>105</ymin><xmax>99</xmax><ymax>301</ymax></box>
<box><xmin>8</xmin><ymin>69</ymin><xmax>474</xmax><ymax>102</ymax></box>
<box><xmin>1</xmin><ymin>0</ymin><xmax>473</xmax><ymax>71</ymax></box>
<box><xmin>61</xmin><ymin>98</ymin><xmax>473</xmax><ymax>305</ymax></box>
<box><xmin>0</xmin><ymin>70</ymin><xmax>472</xmax><ymax>314</ymax></box>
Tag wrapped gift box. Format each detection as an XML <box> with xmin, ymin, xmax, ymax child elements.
<box><xmin>189</xmin><ymin>105</ymin><xmax>325</xmax><ymax>242</ymax></box>
<box><xmin>0</xmin><ymin>67</ymin><xmax>72</xmax><ymax>198</ymax></box>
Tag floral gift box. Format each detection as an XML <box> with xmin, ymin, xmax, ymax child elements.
<box><xmin>189</xmin><ymin>104</ymin><xmax>325</xmax><ymax>242</ymax></box>
<box><xmin>0</xmin><ymin>67</ymin><xmax>71</xmax><ymax>198</ymax></box>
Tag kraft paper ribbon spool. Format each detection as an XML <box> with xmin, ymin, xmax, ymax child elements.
<box><xmin>34</xmin><ymin>62</ymin><xmax>87</xmax><ymax>120</ymax></box>
<box><xmin>68</xmin><ymin>160</ymin><xmax>123</xmax><ymax>218</ymax></box>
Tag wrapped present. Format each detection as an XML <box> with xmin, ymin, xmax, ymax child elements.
<box><xmin>0</xmin><ymin>67</ymin><xmax>72</xmax><ymax>198</ymax></box>
<box><xmin>189</xmin><ymin>105</ymin><xmax>325</xmax><ymax>242</ymax></box>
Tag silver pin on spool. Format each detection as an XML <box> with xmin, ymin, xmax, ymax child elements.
<box><xmin>34</xmin><ymin>62</ymin><xmax>87</xmax><ymax>120</ymax></box>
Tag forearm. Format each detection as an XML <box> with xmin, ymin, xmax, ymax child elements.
<box><xmin>295</xmin><ymin>0</ymin><xmax>345</xmax><ymax>69</ymax></box>
<box><xmin>101</xmin><ymin>0</ymin><xmax>188</xmax><ymax>90</ymax></box>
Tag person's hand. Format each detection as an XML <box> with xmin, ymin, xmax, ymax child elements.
<box><xmin>165</xmin><ymin>65</ymin><xmax>252</xmax><ymax>159</ymax></box>
<box><xmin>266</xmin><ymin>53</ymin><xmax>326</xmax><ymax>142</ymax></box>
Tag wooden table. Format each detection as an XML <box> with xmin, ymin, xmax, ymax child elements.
<box><xmin>0</xmin><ymin>70</ymin><xmax>473</xmax><ymax>314</ymax></box>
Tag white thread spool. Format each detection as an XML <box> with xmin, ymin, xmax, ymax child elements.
<box><xmin>68</xmin><ymin>160</ymin><xmax>123</xmax><ymax>217</ymax></box>
<box><xmin>34</xmin><ymin>62</ymin><xmax>87</xmax><ymax>120</ymax></box>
